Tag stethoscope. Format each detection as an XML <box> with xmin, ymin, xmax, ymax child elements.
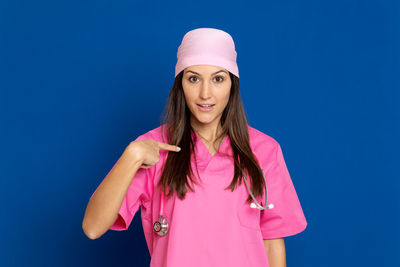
<box><xmin>153</xmin><ymin>153</ymin><xmax>274</xmax><ymax>236</ymax></box>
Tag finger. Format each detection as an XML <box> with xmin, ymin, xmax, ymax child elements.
<box><xmin>140</xmin><ymin>162</ymin><xmax>155</xmax><ymax>168</ymax></box>
<box><xmin>156</xmin><ymin>141</ymin><xmax>181</xmax><ymax>152</ymax></box>
<box><xmin>140</xmin><ymin>164</ymin><xmax>152</xmax><ymax>169</ymax></box>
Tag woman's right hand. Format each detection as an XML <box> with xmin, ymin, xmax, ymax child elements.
<box><xmin>125</xmin><ymin>139</ymin><xmax>181</xmax><ymax>169</ymax></box>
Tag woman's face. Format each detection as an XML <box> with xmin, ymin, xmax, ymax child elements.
<box><xmin>182</xmin><ymin>65</ymin><xmax>232</xmax><ymax>129</ymax></box>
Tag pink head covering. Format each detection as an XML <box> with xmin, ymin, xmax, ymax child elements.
<box><xmin>175</xmin><ymin>28</ymin><xmax>239</xmax><ymax>78</ymax></box>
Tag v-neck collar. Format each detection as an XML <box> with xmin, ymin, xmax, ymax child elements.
<box><xmin>191</xmin><ymin>129</ymin><xmax>231</xmax><ymax>168</ymax></box>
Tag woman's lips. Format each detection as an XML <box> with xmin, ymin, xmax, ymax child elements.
<box><xmin>197</xmin><ymin>104</ymin><xmax>215</xmax><ymax>112</ymax></box>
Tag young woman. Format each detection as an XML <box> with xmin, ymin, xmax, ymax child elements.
<box><xmin>82</xmin><ymin>27</ymin><xmax>307</xmax><ymax>267</ymax></box>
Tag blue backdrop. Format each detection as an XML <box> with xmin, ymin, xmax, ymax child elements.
<box><xmin>1</xmin><ymin>0</ymin><xmax>398</xmax><ymax>266</ymax></box>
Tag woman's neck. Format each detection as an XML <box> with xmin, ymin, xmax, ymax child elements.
<box><xmin>190</xmin><ymin>117</ymin><xmax>223</xmax><ymax>143</ymax></box>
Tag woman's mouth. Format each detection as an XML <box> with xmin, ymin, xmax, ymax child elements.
<box><xmin>197</xmin><ymin>104</ymin><xmax>215</xmax><ymax>112</ymax></box>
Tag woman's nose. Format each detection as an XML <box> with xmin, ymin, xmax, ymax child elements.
<box><xmin>199</xmin><ymin>83</ymin><xmax>212</xmax><ymax>99</ymax></box>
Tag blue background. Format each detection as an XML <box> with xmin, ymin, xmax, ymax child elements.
<box><xmin>1</xmin><ymin>0</ymin><xmax>399</xmax><ymax>266</ymax></box>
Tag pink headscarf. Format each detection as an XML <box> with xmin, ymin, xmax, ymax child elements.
<box><xmin>175</xmin><ymin>28</ymin><xmax>239</xmax><ymax>78</ymax></box>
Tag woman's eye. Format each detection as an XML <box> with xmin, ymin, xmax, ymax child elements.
<box><xmin>214</xmin><ymin>76</ymin><xmax>224</xmax><ymax>83</ymax></box>
<box><xmin>188</xmin><ymin>76</ymin><xmax>198</xmax><ymax>83</ymax></box>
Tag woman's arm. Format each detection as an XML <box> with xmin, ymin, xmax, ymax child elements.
<box><xmin>263</xmin><ymin>238</ymin><xmax>286</xmax><ymax>267</ymax></box>
<box><xmin>82</xmin><ymin>146</ymin><xmax>143</xmax><ymax>239</ymax></box>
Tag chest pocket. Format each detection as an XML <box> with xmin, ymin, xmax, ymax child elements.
<box><xmin>236</xmin><ymin>182</ymin><xmax>263</xmax><ymax>231</ymax></box>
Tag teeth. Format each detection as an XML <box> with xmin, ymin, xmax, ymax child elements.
<box><xmin>200</xmin><ymin>104</ymin><xmax>213</xmax><ymax>107</ymax></box>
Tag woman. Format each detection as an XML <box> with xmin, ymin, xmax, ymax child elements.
<box><xmin>82</xmin><ymin>27</ymin><xmax>307</xmax><ymax>267</ymax></box>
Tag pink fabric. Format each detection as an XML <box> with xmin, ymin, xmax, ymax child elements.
<box><xmin>175</xmin><ymin>28</ymin><xmax>239</xmax><ymax>78</ymax></box>
<box><xmin>90</xmin><ymin>124</ymin><xmax>307</xmax><ymax>267</ymax></box>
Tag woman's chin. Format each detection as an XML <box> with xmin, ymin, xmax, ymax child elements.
<box><xmin>192</xmin><ymin>115</ymin><xmax>216</xmax><ymax>125</ymax></box>
<box><xmin>197</xmin><ymin>118</ymin><xmax>215</xmax><ymax>125</ymax></box>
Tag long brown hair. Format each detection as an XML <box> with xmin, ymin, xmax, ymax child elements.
<box><xmin>157</xmin><ymin>70</ymin><xmax>264</xmax><ymax>204</ymax></box>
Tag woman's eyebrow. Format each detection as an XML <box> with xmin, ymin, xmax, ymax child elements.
<box><xmin>185</xmin><ymin>70</ymin><xmax>228</xmax><ymax>76</ymax></box>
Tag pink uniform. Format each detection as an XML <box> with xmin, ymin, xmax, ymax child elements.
<box><xmin>90</xmin><ymin>124</ymin><xmax>307</xmax><ymax>267</ymax></box>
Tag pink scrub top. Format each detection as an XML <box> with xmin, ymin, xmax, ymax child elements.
<box><xmin>90</xmin><ymin>124</ymin><xmax>307</xmax><ymax>267</ymax></box>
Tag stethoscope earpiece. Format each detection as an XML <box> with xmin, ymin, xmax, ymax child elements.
<box><xmin>250</xmin><ymin>202</ymin><xmax>274</xmax><ymax>209</ymax></box>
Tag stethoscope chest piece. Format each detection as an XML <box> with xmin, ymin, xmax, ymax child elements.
<box><xmin>153</xmin><ymin>215</ymin><xmax>169</xmax><ymax>236</ymax></box>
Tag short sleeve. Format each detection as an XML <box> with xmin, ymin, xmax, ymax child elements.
<box><xmin>260</xmin><ymin>143</ymin><xmax>307</xmax><ymax>239</ymax></box>
<box><xmin>89</xmin><ymin>135</ymin><xmax>154</xmax><ymax>231</ymax></box>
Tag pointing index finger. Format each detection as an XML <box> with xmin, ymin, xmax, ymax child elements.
<box><xmin>156</xmin><ymin>141</ymin><xmax>181</xmax><ymax>152</ymax></box>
